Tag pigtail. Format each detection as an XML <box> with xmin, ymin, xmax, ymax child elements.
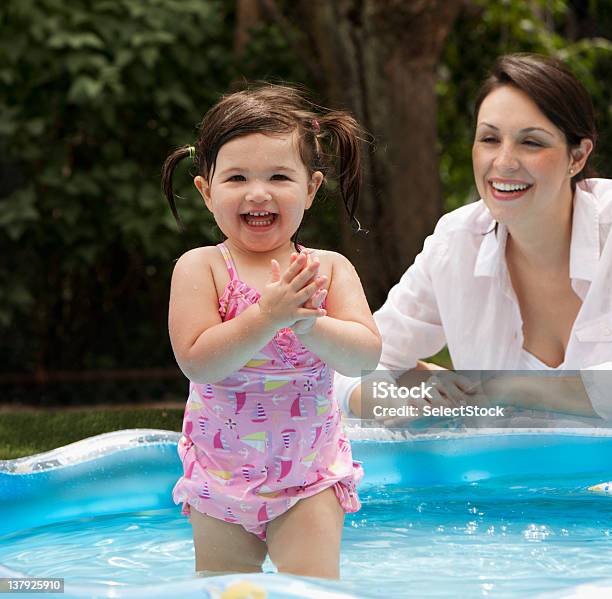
<box><xmin>161</xmin><ymin>145</ymin><xmax>193</xmax><ymax>231</ymax></box>
<box><xmin>317</xmin><ymin>113</ymin><xmax>365</xmax><ymax>233</ymax></box>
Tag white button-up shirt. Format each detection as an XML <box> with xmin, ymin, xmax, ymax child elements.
<box><xmin>336</xmin><ymin>178</ymin><xmax>612</xmax><ymax>419</ymax></box>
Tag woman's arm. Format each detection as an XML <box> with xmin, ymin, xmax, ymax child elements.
<box><xmin>295</xmin><ymin>252</ymin><xmax>381</xmax><ymax>377</ymax></box>
<box><xmin>169</xmin><ymin>248</ymin><xmax>323</xmax><ymax>383</ymax></box>
<box><xmin>481</xmin><ymin>374</ymin><xmax>598</xmax><ymax>417</ymax></box>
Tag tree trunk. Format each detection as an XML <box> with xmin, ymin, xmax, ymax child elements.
<box><xmin>234</xmin><ymin>0</ymin><xmax>261</xmax><ymax>56</ymax></box>
<box><xmin>293</xmin><ymin>0</ymin><xmax>463</xmax><ymax>309</ymax></box>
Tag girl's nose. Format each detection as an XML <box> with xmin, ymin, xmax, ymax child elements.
<box><xmin>245</xmin><ymin>183</ymin><xmax>272</xmax><ymax>203</ymax></box>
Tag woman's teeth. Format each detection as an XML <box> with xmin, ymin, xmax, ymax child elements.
<box><xmin>491</xmin><ymin>182</ymin><xmax>530</xmax><ymax>192</ymax></box>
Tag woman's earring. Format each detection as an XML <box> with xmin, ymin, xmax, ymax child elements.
<box><xmin>568</xmin><ymin>168</ymin><xmax>574</xmax><ymax>175</ymax></box>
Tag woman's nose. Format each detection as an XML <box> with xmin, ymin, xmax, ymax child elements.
<box><xmin>493</xmin><ymin>143</ymin><xmax>520</xmax><ymax>172</ymax></box>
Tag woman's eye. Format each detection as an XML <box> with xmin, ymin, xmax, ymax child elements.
<box><xmin>271</xmin><ymin>174</ymin><xmax>290</xmax><ymax>181</ymax></box>
<box><xmin>480</xmin><ymin>137</ymin><xmax>498</xmax><ymax>143</ymax></box>
<box><xmin>523</xmin><ymin>140</ymin><xmax>543</xmax><ymax>147</ymax></box>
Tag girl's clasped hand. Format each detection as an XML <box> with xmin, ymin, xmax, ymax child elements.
<box><xmin>261</xmin><ymin>251</ymin><xmax>328</xmax><ymax>333</ymax></box>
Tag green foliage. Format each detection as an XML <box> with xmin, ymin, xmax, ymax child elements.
<box><xmin>0</xmin><ymin>0</ymin><xmax>307</xmax><ymax>381</ymax></box>
<box><xmin>438</xmin><ymin>0</ymin><xmax>612</xmax><ymax>211</ymax></box>
<box><xmin>1</xmin><ymin>0</ymin><xmax>611</xmax><ymax>403</ymax></box>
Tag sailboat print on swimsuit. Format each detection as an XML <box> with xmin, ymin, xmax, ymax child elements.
<box><xmin>198</xmin><ymin>415</ymin><xmax>209</xmax><ymax>435</ymax></box>
<box><xmin>213</xmin><ymin>428</ymin><xmax>231</xmax><ymax>452</ymax></box>
<box><xmin>263</xmin><ymin>374</ymin><xmax>292</xmax><ymax>392</ymax></box>
<box><xmin>199</xmin><ymin>481</ymin><xmax>211</xmax><ymax>499</ymax></box>
<box><xmin>314</xmin><ymin>394</ymin><xmax>330</xmax><ymax>416</ymax></box>
<box><xmin>281</xmin><ymin>429</ymin><xmax>297</xmax><ymax>449</ymax></box>
<box><xmin>187</xmin><ymin>388</ymin><xmax>204</xmax><ymax>412</ymax></box>
<box><xmin>241</xmin><ymin>463</ymin><xmax>257</xmax><ymax>482</ymax></box>
<box><xmin>275</xmin><ymin>455</ymin><xmax>293</xmax><ymax>482</ymax></box>
<box><xmin>240</xmin><ymin>431</ymin><xmax>268</xmax><ymax>453</ymax></box>
<box><xmin>229</xmin><ymin>391</ymin><xmax>247</xmax><ymax>415</ymax></box>
<box><xmin>257</xmin><ymin>502</ymin><xmax>271</xmax><ymax>523</ymax></box>
<box><xmin>310</xmin><ymin>423</ymin><xmax>323</xmax><ymax>448</ymax></box>
<box><xmin>301</xmin><ymin>451</ymin><xmax>317</xmax><ymax>466</ymax></box>
<box><xmin>251</xmin><ymin>401</ymin><xmax>267</xmax><ymax>423</ymax></box>
<box><xmin>206</xmin><ymin>468</ymin><xmax>233</xmax><ymax>484</ymax></box>
<box><xmin>224</xmin><ymin>506</ymin><xmax>238</xmax><ymax>523</ymax></box>
<box><xmin>290</xmin><ymin>394</ymin><xmax>308</xmax><ymax>420</ymax></box>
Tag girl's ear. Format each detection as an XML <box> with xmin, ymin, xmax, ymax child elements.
<box><xmin>194</xmin><ymin>176</ymin><xmax>213</xmax><ymax>211</ymax></box>
<box><xmin>569</xmin><ymin>138</ymin><xmax>594</xmax><ymax>176</ymax></box>
<box><xmin>305</xmin><ymin>171</ymin><xmax>324</xmax><ymax>209</ymax></box>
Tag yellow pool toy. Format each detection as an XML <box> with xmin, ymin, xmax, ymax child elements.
<box><xmin>220</xmin><ymin>580</ymin><xmax>267</xmax><ymax>599</ymax></box>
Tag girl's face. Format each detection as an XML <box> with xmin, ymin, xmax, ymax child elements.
<box><xmin>472</xmin><ymin>85</ymin><xmax>590</xmax><ymax>227</ymax></box>
<box><xmin>195</xmin><ymin>131</ymin><xmax>323</xmax><ymax>254</ymax></box>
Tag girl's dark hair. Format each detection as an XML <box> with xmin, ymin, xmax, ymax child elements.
<box><xmin>161</xmin><ymin>84</ymin><xmax>364</xmax><ymax>241</ymax></box>
<box><xmin>474</xmin><ymin>53</ymin><xmax>597</xmax><ymax>191</ymax></box>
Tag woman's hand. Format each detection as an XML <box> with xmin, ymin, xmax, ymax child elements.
<box><xmin>258</xmin><ymin>251</ymin><xmax>326</xmax><ymax>330</ymax></box>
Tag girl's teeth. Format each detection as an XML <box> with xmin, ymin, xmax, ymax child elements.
<box><xmin>244</xmin><ymin>212</ymin><xmax>275</xmax><ymax>226</ymax></box>
<box><xmin>492</xmin><ymin>182</ymin><xmax>529</xmax><ymax>191</ymax></box>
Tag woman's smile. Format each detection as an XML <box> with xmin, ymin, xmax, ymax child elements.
<box><xmin>488</xmin><ymin>178</ymin><xmax>533</xmax><ymax>201</ymax></box>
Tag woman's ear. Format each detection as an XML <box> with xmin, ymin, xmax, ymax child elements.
<box><xmin>305</xmin><ymin>171</ymin><xmax>324</xmax><ymax>209</ymax></box>
<box><xmin>194</xmin><ymin>176</ymin><xmax>213</xmax><ymax>211</ymax></box>
<box><xmin>569</xmin><ymin>138</ymin><xmax>594</xmax><ymax>175</ymax></box>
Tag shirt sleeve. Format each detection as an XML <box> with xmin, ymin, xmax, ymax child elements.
<box><xmin>580</xmin><ymin>362</ymin><xmax>612</xmax><ymax>420</ymax></box>
<box><xmin>335</xmin><ymin>367</ymin><xmax>399</xmax><ymax>418</ymax></box>
<box><xmin>335</xmin><ymin>371</ymin><xmax>362</xmax><ymax>417</ymax></box>
<box><xmin>335</xmin><ymin>220</ymin><xmax>449</xmax><ymax>417</ymax></box>
<box><xmin>375</xmin><ymin>224</ymin><xmax>448</xmax><ymax>371</ymax></box>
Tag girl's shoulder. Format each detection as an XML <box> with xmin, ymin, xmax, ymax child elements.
<box><xmin>172</xmin><ymin>246</ymin><xmax>229</xmax><ymax>298</ymax></box>
<box><xmin>303</xmin><ymin>248</ymin><xmax>356</xmax><ymax>283</ymax></box>
<box><xmin>173</xmin><ymin>245</ymin><xmax>224</xmax><ymax>273</ymax></box>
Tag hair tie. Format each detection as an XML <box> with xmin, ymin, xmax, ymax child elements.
<box><xmin>188</xmin><ymin>146</ymin><xmax>196</xmax><ymax>161</ymax></box>
<box><xmin>312</xmin><ymin>119</ymin><xmax>320</xmax><ymax>134</ymax></box>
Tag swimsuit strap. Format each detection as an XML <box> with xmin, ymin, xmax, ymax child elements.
<box><xmin>217</xmin><ymin>242</ymin><xmax>238</xmax><ymax>281</ymax></box>
<box><xmin>218</xmin><ymin>242</ymin><xmax>308</xmax><ymax>281</ymax></box>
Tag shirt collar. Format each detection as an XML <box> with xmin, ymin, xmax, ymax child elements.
<box><xmin>569</xmin><ymin>184</ymin><xmax>599</xmax><ymax>283</ymax></box>
<box><xmin>472</xmin><ymin>186</ymin><xmax>600</xmax><ymax>282</ymax></box>
<box><xmin>473</xmin><ymin>222</ymin><xmax>506</xmax><ymax>278</ymax></box>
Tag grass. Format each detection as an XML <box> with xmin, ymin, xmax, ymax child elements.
<box><xmin>0</xmin><ymin>408</ymin><xmax>184</xmax><ymax>460</ymax></box>
<box><xmin>0</xmin><ymin>349</ymin><xmax>453</xmax><ymax>460</ymax></box>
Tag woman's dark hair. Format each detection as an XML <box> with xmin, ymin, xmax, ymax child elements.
<box><xmin>161</xmin><ymin>83</ymin><xmax>365</xmax><ymax>242</ymax></box>
<box><xmin>474</xmin><ymin>53</ymin><xmax>597</xmax><ymax>191</ymax></box>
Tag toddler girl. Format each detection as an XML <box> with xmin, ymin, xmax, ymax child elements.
<box><xmin>161</xmin><ymin>84</ymin><xmax>381</xmax><ymax>579</ymax></box>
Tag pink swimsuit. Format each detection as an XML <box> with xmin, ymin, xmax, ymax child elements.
<box><xmin>172</xmin><ymin>243</ymin><xmax>363</xmax><ymax>540</ymax></box>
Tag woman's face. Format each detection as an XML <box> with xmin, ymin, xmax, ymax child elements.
<box><xmin>472</xmin><ymin>85</ymin><xmax>575</xmax><ymax>227</ymax></box>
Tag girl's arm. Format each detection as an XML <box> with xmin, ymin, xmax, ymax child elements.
<box><xmin>295</xmin><ymin>252</ymin><xmax>382</xmax><ymax>377</ymax></box>
<box><xmin>169</xmin><ymin>248</ymin><xmax>323</xmax><ymax>384</ymax></box>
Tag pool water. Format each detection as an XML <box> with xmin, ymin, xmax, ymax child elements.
<box><xmin>2</xmin><ymin>472</ymin><xmax>612</xmax><ymax>598</ymax></box>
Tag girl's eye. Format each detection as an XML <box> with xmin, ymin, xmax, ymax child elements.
<box><xmin>271</xmin><ymin>174</ymin><xmax>290</xmax><ymax>181</ymax></box>
<box><xmin>227</xmin><ymin>175</ymin><xmax>245</xmax><ymax>182</ymax></box>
